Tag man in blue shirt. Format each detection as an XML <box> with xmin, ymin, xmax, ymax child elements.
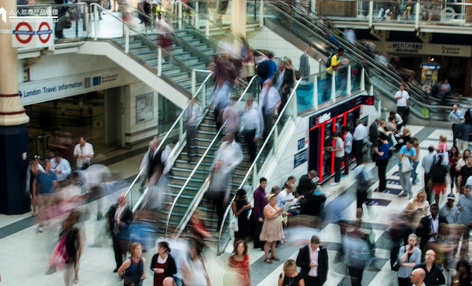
<box><xmin>258</xmin><ymin>51</ymin><xmax>278</xmax><ymax>87</ymax></box>
<box><xmin>33</xmin><ymin>159</ymin><xmax>58</xmax><ymax>232</ymax></box>
<box><xmin>398</xmin><ymin>139</ymin><xmax>417</xmax><ymax>199</ymax></box>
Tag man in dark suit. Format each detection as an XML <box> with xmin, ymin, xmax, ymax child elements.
<box><xmin>369</xmin><ymin>118</ymin><xmax>381</xmax><ymax>147</ymax></box>
<box><xmin>297</xmin><ymin>170</ymin><xmax>318</xmax><ymax>197</ymax></box>
<box><xmin>296</xmin><ymin>235</ymin><xmax>329</xmax><ymax>286</ymax></box>
<box><xmin>107</xmin><ymin>194</ymin><xmax>133</xmax><ymax>272</ymax></box>
<box><xmin>415</xmin><ymin>203</ymin><xmax>449</xmax><ymax>256</ymax></box>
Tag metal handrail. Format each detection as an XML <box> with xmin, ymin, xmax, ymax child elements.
<box><xmin>266</xmin><ymin>2</ymin><xmax>445</xmax><ymax>106</ymax></box>
<box><xmin>123</xmin><ymin>71</ymin><xmax>214</xmax><ymax>204</ymax></box>
<box><xmin>165</xmin><ymin>75</ymin><xmax>258</xmax><ymax>236</ymax></box>
<box><xmin>216</xmin><ymin>77</ymin><xmax>303</xmax><ymax>254</ymax></box>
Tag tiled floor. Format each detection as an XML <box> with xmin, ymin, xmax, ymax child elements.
<box><xmin>0</xmin><ymin>124</ymin><xmax>462</xmax><ymax>286</ymax></box>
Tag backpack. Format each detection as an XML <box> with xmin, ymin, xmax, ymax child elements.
<box><xmin>256</xmin><ymin>60</ymin><xmax>269</xmax><ymax>78</ymax></box>
<box><xmin>325</xmin><ymin>53</ymin><xmax>336</xmax><ymax>68</ymax></box>
<box><xmin>431</xmin><ymin>163</ymin><xmax>447</xmax><ymax>183</ymax></box>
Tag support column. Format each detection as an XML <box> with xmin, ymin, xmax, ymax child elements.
<box><xmin>0</xmin><ymin>0</ymin><xmax>31</xmax><ymax>214</ymax></box>
<box><xmin>231</xmin><ymin>0</ymin><xmax>247</xmax><ymax>38</ymax></box>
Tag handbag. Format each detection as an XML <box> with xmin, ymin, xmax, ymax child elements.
<box><xmin>392</xmin><ymin>259</ymin><xmax>401</xmax><ymax>271</ymax></box>
<box><xmin>401</xmin><ymin>156</ymin><xmax>413</xmax><ymax>173</ymax></box>
<box><xmin>48</xmin><ymin>235</ymin><xmax>68</xmax><ymax>270</ymax></box>
<box><xmin>230</xmin><ymin>215</ymin><xmax>239</xmax><ymax>232</ymax></box>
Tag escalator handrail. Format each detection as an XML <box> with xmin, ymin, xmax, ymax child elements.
<box><xmin>216</xmin><ymin>77</ymin><xmax>303</xmax><ymax>255</ymax></box>
<box><xmin>274</xmin><ymin>1</ymin><xmax>442</xmax><ymax>104</ymax></box>
<box><xmin>123</xmin><ymin>71</ymin><xmax>214</xmax><ymax>203</ymax></box>
<box><xmin>165</xmin><ymin>75</ymin><xmax>258</xmax><ymax>236</ymax></box>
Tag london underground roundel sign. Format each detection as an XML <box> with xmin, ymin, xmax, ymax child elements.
<box><xmin>13</xmin><ymin>22</ymin><xmax>34</xmax><ymax>44</ymax></box>
<box><xmin>37</xmin><ymin>22</ymin><xmax>53</xmax><ymax>44</ymax></box>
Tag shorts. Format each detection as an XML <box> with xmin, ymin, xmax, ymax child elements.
<box><xmin>37</xmin><ymin>194</ymin><xmax>52</xmax><ymax>207</ymax></box>
<box><xmin>432</xmin><ymin>182</ymin><xmax>446</xmax><ymax>194</ymax></box>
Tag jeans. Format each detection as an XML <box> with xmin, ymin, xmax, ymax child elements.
<box><xmin>411</xmin><ymin>161</ymin><xmax>419</xmax><ymax>183</ymax></box>
<box><xmin>334</xmin><ymin>157</ymin><xmax>343</xmax><ymax>182</ymax></box>
<box><xmin>399</xmin><ymin>170</ymin><xmax>412</xmax><ymax>197</ymax></box>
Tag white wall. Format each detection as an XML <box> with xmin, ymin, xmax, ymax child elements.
<box><xmin>247</xmin><ymin>27</ymin><xmax>320</xmax><ymax>73</ymax></box>
<box><xmin>123</xmin><ymin>83</ymin><xmax>159</xmax><ymax>145</ymax></box>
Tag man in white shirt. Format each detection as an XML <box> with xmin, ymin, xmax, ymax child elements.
<box><xmin>183</xmin><ymin>98</ymin><xmax>203</xmax><ymax>162</ymax></box>
<box><xmin>259</xmin><ymin>79</ymin><xmax>281</xmax><ymax>138</ymax></box>
<box><xmin>51</xmin><ymin>151</ymin><xmax>72</xmax><ymax>182</ymax></box>
<box><xmin>449</xmin><ymin>104</ymin><xmax>464</xmax><ymax>146</ymax></box>
<box><xmin>352</xmin><ymin>119</ymin><xmax>368</xmax><ymax>167</ymax></box>
<box><xmin>210</xmin><ymin>132</ymin><xmax>243</xmax><ymax>228</ymax></box>
<box><xmin>73</xmin><ymin>137</ymin><xmax>94</xmax><ymax>170</ymax></box>
<box><xmin>394</xmin><ymin>84</ymin><xmax>410</xmax><ymax>125</ymax></box>
<box><xmin>331</xmin><ymin>132</ymin><xmax>344</xmax><ymax>185</ymax></box>
<box><xmin>296</xmin><ymin>235</ymin><xmax>329</xmax><ymax>285</ymax></box>
<box><xmin>241</xmin><ymin>97</ymin><xmax>262</xmax><ymax>163</ymax></box>
<box><xmin>278</xmin><ymin>184</ymin><xmax>302</xmax><ymax>211</ymax></box>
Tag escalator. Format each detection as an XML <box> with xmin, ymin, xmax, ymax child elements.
<box><xmin>263</xmin><ymin>1</ymin><xmax>453</xmax><ymax>121</ymax></box>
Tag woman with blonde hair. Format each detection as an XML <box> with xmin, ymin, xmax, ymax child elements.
<box><xmin>118</xmin><ymin>242</ymin><xmax>146</xmax><ymax>286</ymax></box>
<box><xmin>278</xmin><ymin>259</ymin><xmax>304</xmax><ymax>286</ymax></box>
<box><xmin>404</xmin><ymin>189</ymin><xmax>430</xmax><ymax>217</ymax></box>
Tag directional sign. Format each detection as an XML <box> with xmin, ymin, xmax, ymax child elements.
<box><xmin>37</xmin><ymin>21</ymin><xmax>53</xmax><ymax>44</ymax></box>
<box><xmin>12</xmin><ymin>20</ymin><xmax>54</xmax><ymax>48</ymax></box>
<box><xmin>13</xmin><ymin>22</ymin><xmax>34</xmax><ymax>44</ymax></box>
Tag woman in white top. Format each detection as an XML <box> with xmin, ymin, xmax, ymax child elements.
<box><xmin>181</xmin><ymin>239</ymin><xmax>211</xmax><ymax>286</ymax></box>
<box><xmin>404</xmin><ymin>189</ymin><xmax>430</xmax><ymax>217</ymax></box>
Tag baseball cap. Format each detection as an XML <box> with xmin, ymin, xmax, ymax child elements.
<box><xmin>447</xmin><ymin>193</ymin><xmax>455</xmax><ymax>200</ymax></box>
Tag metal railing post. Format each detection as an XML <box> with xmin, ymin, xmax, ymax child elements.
<box><xmin>194</xmin><ymin>1</ymin><xmax>199</xmax><ymax>29</ymax></box>
<box><xmin>157</xmin><ymin>48</ymin><xmax>162</xmax><ymax>76</ymax></box>
<box><xmin>274</xmin><ymin>125</ymin><xmax>279</xmax><ymax>153</ymax></box>
<box><xmin>93</xmin><ymin>5</ymin><xmax>98</xmax><ymax>40</ymax></box>
<box><xmin>369</xmin><ymin>84</ymin><xmax>374</xmax><ymax>96</ymax></box>
<box><xmin>377</xmin><ymin>98</ymin><xmax>382</xmax><ymax>115</ymax></box>
<box><xmin>178</xmin><ymin>1</ymin><xmax>183</xmax><ymax>29</ymax></box>
<box><xmin>331</xmin><ymin>71</ymin><xmax>336</xmax><ymax>103</ymax></box>
<box><xmin>259</xmin><ymin>0</ymin><xmax>264</xmax><ymax>27</ymax></box>
<box><xmin>415</xmin><ymin>2</ymin><xmax>420</xmax><ymax>29</ymax></box>
<box><xmin>179</xmin><ymin>116</ymin><xmax>184</xmax><ymax>141</ymax></box>
<box><xmin>205</xmin><ymin>19</ymin><xmax>210</xmax><ymax>36</ymax></box>
<box><xmin>191</xmin><ymin>69</ymin><xmax>196</xmax><ymax>96</ymax></box>
<box><xmin>293</xmin><ymin>86</ymin><xmax>298</xmax><ymax>116</ymax></box>
<box><xmin>125</xmin><ymin>25</ymin><xmax>129</xmax><ymax>53</ymax></box>
<box><xmin>314</xmin><ymin>76</ymin><xmax>318</xmax><ymax>110</ymax></box>
<box><xmin>360</xmin><ymin>67</ymin><xmax>365</xmax><ymax>90</ymax></box>
<box><xmin>347</xmin><ymin>65</ymin><xmax>352</xmax><ymax>96</ymax></box>
<box><xmin>85</xmin><ymin>5</ymin><xmax>89</xmax><ymax>37</ymax></box>
<box><xmin>368</xmin><ymin>0</ymin><xmax>373</xmax><ymax>27</ymax></box>
<box><xmin>252</xmin><ymin>165</ymin><xmax>257</xmax><ymax>190</ymax></box>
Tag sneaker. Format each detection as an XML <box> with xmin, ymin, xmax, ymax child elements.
<box><xmin>330</xmin><ymin>182</ymin><xmax>340</xmax><ymax>186</ymax></box>
<box><xmin>38</xmin><ymin>226</ymin><xmax>44</xmax><ymax>233</ymax></box>
<box><xmin>398</xmin><ymin>191</ymin><xmax>407</xmax><ymax>197</ymax></box>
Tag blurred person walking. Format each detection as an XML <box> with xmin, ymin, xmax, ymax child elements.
<box><xmin>183</xmin><ymin>98</ymin><xmax>203</xmax><ymax>163</ymax></box>
<box><xmin>454</xmin><ymin>121</ymin><xmax>472</xmax><ymax>155</ymax></box>
<box><xmin>222</xmin><ymin>96</ymin><xmax>240</xmax><ymax>136</ymax></box>
<box><xmin>241</xmin><ymin>97</ymin><xmax>262</xmax><ymax>163</ymax></box>
<box><xmin>209</xmin><ymin>77</ymin><xmax>231</xmax><ymax>131</ymax></box>
<box><xmin>450</xmin><ymin>146</ymin><xmax>462</xmax><ymax>193</ymax></box>
<box><xmin>259</xmin><ymin>79</ymin><xmax>281</xmax><ymax>138</ymax></box>
<box><xmin>440</xmin><ymin>193</ymin><xmax>460</xmax><ymax>264</ymax></box>
<box><xmin>181</xmin><ymin>238</ymin><xmax>211</xmax><ymax>286</ymax></box>
<box><xmin>411</xmin><ymin>138</ymin><xmax>421</xmax><ymax>185</ymax></box>
<box><xmin>107</xmin><ymin>194</ymin><xmax>133</xmax><ymax>273</ymax></box>
<box><xmin>61</xmin><ymin>211</ymin><xmax>82</xmax><ymax>285</ymax></box>
<box><xmin>458</xmin><ymin>157</ymin><xmax>472</xmax><ymax>193</ymax></box>
<box><xmin>33</xmin><ymin>159</ymin><xmax>58</xmax><ymax>232</ymax></box>
<box><xmin>140</xmin><ymin>136</ymin><xmax>173</xmax><ymax>187</ymax></box>
<box><xmin>422</xmin><ymin>146</ymin><xmax>436</xmax><ymax>203</ymax></box>
<box><xmin>73</xmin><ymin>137</ymin><xmax>94</xmax><ymax>170</ymax></box>
<box><xmin>296</xmin><ymin>235</ymin><xmax>328</xmax><ymax>286</ymax></box>
<box><xmin>430</xmin><ymin>155</ymin><xmax>448</xmax><ymax>204</ymax></box>
<box><xmin>118</xmin><ymin>242</ymin><xmax>146</xmax><ymax>286</ymax></box>
<box><xmin>456</xmin><ymin>185</ymin><xmax>472</xmax><ymax>260</ymax></box>
<box><xmin>208</xmin><ymin>133</ymin><xmax>243</xmax><ymax>229</ymax></box>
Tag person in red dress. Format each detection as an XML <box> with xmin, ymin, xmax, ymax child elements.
<box><xmin>150</xmin><ymin>241</ymin><xmax>177</xmax><ymax>286</ymax></box>
<box><xmin>228</xmin><ymin>240</ymin><xmax>251</xmax><ymax>286</ymax></box>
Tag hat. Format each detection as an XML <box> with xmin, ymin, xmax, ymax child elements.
<box><xmin>447</xmin><ymin>193</ymin><xmax>455</xmax><ymax>200</ymax></box>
